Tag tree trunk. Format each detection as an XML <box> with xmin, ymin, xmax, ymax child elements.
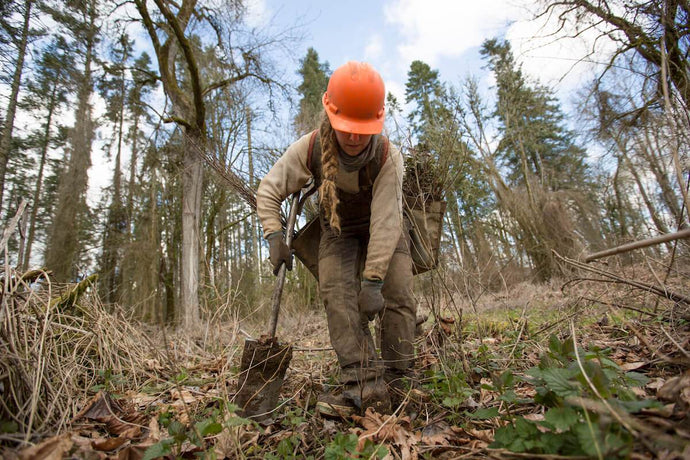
<box><xmin>0</xmin><ymin>0</ymin><xmax>33</xmax><ymax>213</ymax></box>
<box><xmin>621</xmin><ymin>150</ymin><xmax>672</xmax><ymax>247</ymax></box>
<box><xmin>101</xmin><ymin>74</ymin><xmax>126</xmax><ymax>303</ymax></box>
<box><xmin>181</xmin><ymin>131</ymin><xmax>203</xmax><ymax>329</ymax></box>
<box><xmin>246</xmin><ymin>106</ymin><xmax>259</xmax><ymax>274</ymax></box>
<box><xmin>22</xmin><ymin>82</ymin><xmax>57</xmax><ymax>271</ymax></box>
<box><xmin>639</xmin><ymin>129</ymin><xmax>684</xmax><ymax>226</ymax></box>
<box><xmin>45</xmin><ymin>2</ymin><xmax>96</xmax><ymax>281</ymax></box>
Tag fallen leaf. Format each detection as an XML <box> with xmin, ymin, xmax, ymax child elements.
<box><xmin>116</xmin><ymin>441</ymin><xmax>156</xmax><ymax>460</ymax></box>
<box><xmin>19</xmin><ymin>433</ymin><xmax>73</xmax><ymax>460</ymax></box>
<box><xmin>647</xmin><ymin>378</ymin><xmax>666</xmax><ymax>391</ymax></box>
<box><xmin>621</xmin><ymin>361</ymin><xmax>646</xmax><ymax>371</ymax></box>
<box><xmin>91</xmin><ymin>436</ymin><xmax>128</xmax><ymax>451</ymax></box>
<box><xmin>148</xmin><ymin>417</ymin><xmax>161</xmax><ymax>442</ymax></box>
<box><xmin>73</xmin><ymin>391</ymin><xmax>146</xmax><ymax>436</ymax></box>
<box><xmin>658</xmin><ymin>371</ymin><xmax>690</xmax><ymax>405</ymax></box>
<box><xmin>353</xmin><ymin>408</ymin><xmax>418</xmax><ymax>459</ymax></box>
<box><xmin>170</xmin><ymin>388</ymin><xmax>197</xmax><ymax>404</ymax></box>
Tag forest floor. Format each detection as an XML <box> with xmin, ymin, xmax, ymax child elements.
<box><xmin>2</xmin><ymin>257</ymin><xmax>690</xmax><ymax>459</ymax></box>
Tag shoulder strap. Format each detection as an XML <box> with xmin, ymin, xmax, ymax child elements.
<box><xmin>307</xmin><ymin>129</ymin><xmax>318</xmax><ymax>172</ymax></box>
<box><xmin>381</xmin><ymin>136</ymin><xmax>389</xmax><ymax>166</ymax></box>
<box><xmin>307</xmin><ymin>130</ymin><xmax>390</xmax><ymax>181</ymax></box>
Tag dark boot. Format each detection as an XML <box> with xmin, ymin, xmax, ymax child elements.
<box><xmin>316</xmin><ymin>389</ymin><xmax>357</xmax><ymax>418</ymax></box>
<box><xmin>343</xmin><ymin>377</ymin><xmax>391</xmax><ymax>414</ymax></box>
<box><xmin>316</xmin><ymin>378</ymin><xmax>391</xmax><ymax>417</ymax></box>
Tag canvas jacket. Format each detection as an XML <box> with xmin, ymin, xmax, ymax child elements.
<box><xmin>256</xmin><ymin>132</ymin><xmax>404</xmax><ymax>281</ymax></box>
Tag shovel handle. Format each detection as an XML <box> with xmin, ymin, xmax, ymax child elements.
<box><xmin>268</xmin><ymin>191</ymin><xmax>301</xmax><ymax>338</ymax></box>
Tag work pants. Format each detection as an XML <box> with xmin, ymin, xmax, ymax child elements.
<box><xmin>318</xmin><ymin>225</ymin><xmax>417</xmax><ymax>382</ymax></box>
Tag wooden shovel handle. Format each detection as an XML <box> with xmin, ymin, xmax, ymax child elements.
<box><xmin>268</xmin><ymin>191</ymin><xmax>301</xmax><ymax>339</ymax></box>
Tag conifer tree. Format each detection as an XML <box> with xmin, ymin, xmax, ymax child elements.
<box><xmin>480</xmin><ymin>38</ymin><xmax>590</xmax><ymax>192</ymax></box>
<box><xmin>44</xmin><ymin>0</ymin><xmax>100</xmax><ymax>282</ymax></box>
<box><xmin>294</xmin><ymin>48</ymin><xmax>330</xmax><ymax>136</ymax></box>
<box><xmin>0</xmin><ymin>0</ymin><xmax>37</xmax><ymax>213</ymax></box>
<box><xmin>19</xmin><ymin>36</ymin><xmax>73</xmax><ymax>270</ymax></box>
<box><xmin>98</xmin><ymin>32</ymin><xmax>135</xmax><ymax>303</ymax></box>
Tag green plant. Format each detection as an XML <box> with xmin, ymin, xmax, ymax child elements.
<box><xmin>90</xmin><ymin>368</ymin><xmax>126</xmax><ymax>392</ymax></box>
<box><xmin>324</xmin><ymin>433</ymin><xmax>387</xmax><ymax>460</ymax></box>
<box><xmin>423</xmin><ymin>363</ymin><xmax>474</xmax><ymax>410</ymax></box>
<box><xmin>489</xmin><ymin>335</ymin><xmax>657</xmax><ymax>458</ymax></box>
<box><xmin>143</xmin><ymin>403</ymin><xmax>252</xmax><ymax>460</ymax></box>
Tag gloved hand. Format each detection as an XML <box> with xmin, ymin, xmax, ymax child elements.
<box><xmin>359</xmin><ymin>278</ymin><xmax>384</xmax><ymax>321</ymax></box>
<box><xmin>267</xmin><ymin>232</ymin><xmax>292</xmax><ymax>275</ymax></box>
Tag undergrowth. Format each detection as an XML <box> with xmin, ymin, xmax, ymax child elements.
<box><xmin>1</xmin><ymin>262</ymin><xmax>689</xmax><ymax>459</ymax></box>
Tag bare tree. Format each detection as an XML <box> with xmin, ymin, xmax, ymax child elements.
<box><xmin>132</xmin><ymin>0</ymin><xmax>290</xmax><ymax>329</ymax></box>
<box><xmin>539</xmin><ymin>0</ymin><xmax>690</xmax><ymax>108</ymax></box>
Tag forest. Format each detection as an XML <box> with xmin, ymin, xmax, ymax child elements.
<box><xmin>0</xmin><ymin>0</ymin><xmax>689</xmax><ymax>458</ymax></box>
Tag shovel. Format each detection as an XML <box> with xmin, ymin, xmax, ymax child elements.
<box><xmin>235</xmin><ymin>190</ymin><xmax>302</xmax><ymax>421</ymax></box>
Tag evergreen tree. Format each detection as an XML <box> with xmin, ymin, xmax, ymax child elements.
<box><xmin>44</xmin><ymin>0</ymin><xmax>100</xmax><ymax>282</ymax></box>
<box><xmin>480</xmin><ymin>38</ymin><xmax>590</xmax><ymax>192</ymax></box>
<box><xmin>294</xmin><ymin>47</ymin><xmax>330</xmax><ymax>136</ymax></box>
<box><xmin>405</xmin><ymin>60</ymin><xmax>452</xmax><ymax>148</ymax></box>
<box><xmin>97</xmin><ymin>32</ymin><xmax>135</xmax><ymax>303</ymax></box>
<box><xmin>404</xmin><ymin>61</ymin><xmax>495</xmax><ymax>275</ymax></box>
<box><xmin>19</xmin><ymin>36</ymin><xmax>73</xmax><ymax>270</ymax></box>
<box><xmin>0</xmin><ymin>0</ymin><xmax>39</xmax><ymax>213</ymax></box>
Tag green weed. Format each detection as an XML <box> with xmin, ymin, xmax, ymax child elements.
<box><xmin>488</xmin><ymin>335</ymin><xmax>658</xmax><ymax>458</ymax></box>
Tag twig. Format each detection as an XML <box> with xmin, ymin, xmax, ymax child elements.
<box><xmin>555</xmin><ymin>252</ymin><xmax>690</xmax><ymax>305</ymax></box>
<box><xmin>583</xmin><ymin>228</ymin><xmax>690</xmax><ymax>262</ymax></box>
<box><xmin>659</xmin><ymin>324</ymin><xmax>690</xmax><ymax>360</ymax></box>
<box><xmin>0</xmin><ymin>199</ymin><xmax>28</xmax><ymax>249</ymax></box>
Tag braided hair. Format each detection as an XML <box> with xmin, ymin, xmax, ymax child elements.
<box><xmin>318</xmin><ymin>113</ymin><xmax>341</xmax><ymax>233</ymax></box>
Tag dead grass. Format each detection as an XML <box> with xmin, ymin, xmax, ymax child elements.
<box><xmin>1</xmin><ymin>252</ymin><xmax>688</xmax><ymax>458</ymax></box>
<box><xmin>0</xmin><ymin>268</ymin><xmax>160</xmax><ymax>444</ymax></box>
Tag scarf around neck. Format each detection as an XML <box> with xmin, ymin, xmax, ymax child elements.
<box><xmin>337</xmin><ymin>134</ymin><xmax>380</xmax><ymax>172</ymax></box>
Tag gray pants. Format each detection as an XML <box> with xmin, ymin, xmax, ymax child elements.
<box><xmin>318</xmin><ymin>226</ymin><xmax>416</xmax><ymax>381</ymax></box>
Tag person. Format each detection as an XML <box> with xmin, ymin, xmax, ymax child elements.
<box><xmin>256</xmin><ymin>61</ymin><xmax>416</xmax><ymax>415</ymax></box>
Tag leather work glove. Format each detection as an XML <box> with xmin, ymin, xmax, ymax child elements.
<box><xmin>359</xmin><ymin>278</ymin><xmax>384</xmax><ymax>321</ymax></box>
<box><xmin>267</xmin><ymin>232</ymin><xmax>293</xmax><ymax>275</ymax></box>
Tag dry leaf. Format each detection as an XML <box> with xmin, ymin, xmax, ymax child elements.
<box><xmin>148</xmin><ymin>417</ymin><xmax>161</xmax><ymax>442</ymax></box>
<box><xmin>353</xmin><ymin>408</ymin><xmax>418</xmax><ymax>460</ymax></box>
<box><xmin>19</xmin><ymin>433</ymin><xmax>73</xmax><ymax>460</ymax></box>
<box><xmin>91</xmin><ymin>436</ymin><xmax>128</xmax><ymax>451</ymax></box>
<box><xmin>658</xmin><ymin>371</ymin><xmax>690</xmax><ymax>404</ymax></box>
<box><xmin>621</xmin><ymin>361</ymin><xmax>646</xmax><ymax>371</ymax></box>
<box><xmin>116</xmin><ymin>441</ymin><xmax>156</xmax><ymax>460</ymax></box>
<box><xmin>170</xmin><ymin>388</ymin><xmax>197</xmax><ymax>404</ymax></box>
<box><xmin>73</xmin><ymin>391</ymin><xmax>146</xmax><ymax>436</ymax></box>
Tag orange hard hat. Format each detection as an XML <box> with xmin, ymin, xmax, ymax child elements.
<box><xmin>322</xmin><ymin>61</ymin><xmax>385</xmax><ymax>135</ymax></box>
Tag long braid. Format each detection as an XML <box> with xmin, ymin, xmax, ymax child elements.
<box><xmin>318</xmin><ymin>114</ymin><xmax>341</xmax><ymax>233</ymax></box>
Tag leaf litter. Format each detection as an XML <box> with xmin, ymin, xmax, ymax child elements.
<box><xmin>2</xmin><ymin>259</ymin><xmax>690</xmax><ymax>459</ymax></box>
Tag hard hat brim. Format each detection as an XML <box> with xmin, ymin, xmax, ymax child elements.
<box><xmin>326</xmin><ymin>111</ymin><xmax>385</xmax><ymax>135</ymax></box>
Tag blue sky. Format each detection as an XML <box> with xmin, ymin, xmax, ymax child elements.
<box><xmin>249</xmin><ymin>0</ymin><xmax>607</xmax><ymax>113</ymax></box>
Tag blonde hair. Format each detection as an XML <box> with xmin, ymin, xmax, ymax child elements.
<box><xmin>318</xmin><ymin>113</ymin><xmax>341</xmax><ymax>233</ymax></box>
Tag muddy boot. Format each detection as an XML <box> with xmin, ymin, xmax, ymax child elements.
<box><xmin>343</xmin><ymin>378</ymin><xmax>391</xmax><ymax>414</ymax></box>
<box><xmin>316</xmin><ymin>388</ymin><xmax>357</xmax><ymax>418</ymax></box>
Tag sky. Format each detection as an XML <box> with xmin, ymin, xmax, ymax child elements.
<box><xmin>248</xmin><ymin>0</ymin><xmax>608</xmax><ymax>115</ymax></box>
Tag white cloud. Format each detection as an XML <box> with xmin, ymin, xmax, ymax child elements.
<box><xmin>245</xmin><ymin>0</ymin><xmax>269</xmax><ymax>27</ymax></box>
<box><xmin>505</xmin><ymin>11</ymin><xmax>617</xmax><ymax>95</ymax></box>
<box><xmin>364</xmin><ymin>34</ymin><xmax>383</xmax><ymax>60</ymax></box>
<box><xmin>384</xmin><ymin>0</ymin><xmax>523</xmax><ymax>65</ymax></box>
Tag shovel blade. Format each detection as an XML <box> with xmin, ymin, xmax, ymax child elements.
<box><xmin>235</xmin><ymin>336</ymin><xmax>292</xmax><ymax>421</ymax></box>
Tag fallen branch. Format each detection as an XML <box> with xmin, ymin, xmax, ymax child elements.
<box><xmin>0</xmin><ymin>199</ymin><xmax>27</xmax><ymax>249</ymax></box>
<box><xmin>555</xmin><ymin>252</ymin><xmax>690</xmax><ymax>306</ymax></box>
<box><xmin>583</xmin><ymin>228</ymin><xmax>690</xmax><ymax>262</ymax></box>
